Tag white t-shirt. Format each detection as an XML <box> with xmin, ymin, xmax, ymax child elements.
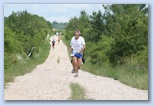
<box><xmin>52</xmin><ymin>36</ymin><xmax>56</xmax><ymax>41</ymax></box>
<box><xmin>70</xmin><ymin>36</ymin><xmax>85</xmax><ymax>53</ymax></box>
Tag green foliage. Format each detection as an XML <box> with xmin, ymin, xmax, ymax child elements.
<box><xmin>5</xmin><ymin>10</ymin><xmax>52</xmax><ymax>55</ymax></box>
<box><xmin>65</xmin><ymin>10</ymin><xmax>92</xmax><ymax>40</ymax></box>
<box><xmin>105</xmin><ymin>4</ymin><xmax>148</xmax><ymax>65</ymax></box>
<box><xmin>4</xmin><ymin>10</ymin><xmax>53</xmax><ymax>84</ymax></box>
<box><xmin>4</xmin><ymin>41</ymin><xmax>50</xmax><ymax>84</ymax></box>
<box><xmin>64</xmin><ymin>4</ymin><xmax>148</xmax><ymax>66</ymax></box>
<box><xmin>88</xmin><ymin>35</ymin><xmax>114</xmax><ymax>65</ymax></box>
<box><xmin>89</xmin><ymin>10</ymin><xmax>105</xmax><ymax>42</ymax></box>
<box><xmin>4</xmin><ymin>25</ymin><xmax>22</xmax><ymax>53</ymax></box>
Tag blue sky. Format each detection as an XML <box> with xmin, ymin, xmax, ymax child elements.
<box><xmin>4</xmin><ymin>4</ymin><xmax>105</xmax><ymax>23</ymax></box>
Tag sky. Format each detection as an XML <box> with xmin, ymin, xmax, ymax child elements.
<box><xmin>4</xmin><ymin>4</ymin><xmax>105</xmax><ymax>23</ymax></box>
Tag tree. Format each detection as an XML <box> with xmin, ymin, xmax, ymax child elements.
<box><xmin>89</xmin><ymin>10</ymin><xmax>105</xmax><ymax>42</ymax></box>
<box><xmin>65</xmin><ymin>10</ymin><xmax>92</xmax><ymax>41</ymax></box>
<box><xmin>105</xmin><ymin>4</ymin><xmax>148</xmax><ymax>65</ymax></box>
<box><xmin>5</xmin><ymin>10</ymin><xmax>53</xmax><ymax>55</ymax></box>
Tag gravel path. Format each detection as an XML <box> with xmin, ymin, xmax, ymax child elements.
<box><xmin>4</xmin><ymin>36</ymin><xmax>148</xmax><ymax>100</ymax></box>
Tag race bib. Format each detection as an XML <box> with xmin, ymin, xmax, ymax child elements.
<box><xmin>73</xmin><ymin>41</ymin><xmax>81</xmax><ymax>52</ymax></box>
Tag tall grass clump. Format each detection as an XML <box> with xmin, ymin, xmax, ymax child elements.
<box><xmin>69</xmin><ymin>83</ymin><xmax>92</xmax><ymax>100</ymax></box>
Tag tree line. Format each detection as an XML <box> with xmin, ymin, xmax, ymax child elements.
<box><xmin>64</xmin><ymin>4</ymin><xmax>148</xmax><ymax>70</ymax></box>
<box><xmin>52</xmin><ymin>21</ymin><xmax>67</xmax><ymax>30</ymax></box>
<box><xmin>4</xmin><ymin>10</ymin><xmax>53</xmax><ymax>70</ymax></box>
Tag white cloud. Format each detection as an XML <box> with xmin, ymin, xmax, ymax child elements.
<box><xmin>46</xmin><ymin>16</ymin><xmax>70</xmax><ymax>23</ymax></box>
<box><xmin>4</xmin><ymin>4</ymin><xmax>104</xmax><ymax>23</ymax></box>
<box><xmin>47</xmin><ymin>4</ymin><xmax>90</xmax><ymax>9</ymax></box>
<box><xmin>31</xmin><ymin>4</ymin><xmax>40</xmax><ymax>9</ymax></box>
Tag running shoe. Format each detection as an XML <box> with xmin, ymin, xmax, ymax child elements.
<box><xmin>71</xmin><ymin>68</ymin><xmax>75</xmax><ymax>73</ymax></box>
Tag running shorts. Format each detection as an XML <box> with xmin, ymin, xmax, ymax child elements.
<box><xmin>74</xmin><ymin>53</ymin><xmax>82</xmax><ymax>58</ymax></box>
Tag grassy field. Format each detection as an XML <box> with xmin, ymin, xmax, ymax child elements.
<box><xmin>62</xmin><ymin>36</ymin><xmax>148</xmax><ymax>90</ymax></box>
<box><xmin>4</xmin><ymin>39</ymin><xmax>51</xmax><ymax>86</ymax></box>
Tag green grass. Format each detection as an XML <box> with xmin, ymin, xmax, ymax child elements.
<box><xmin>69</xmin><ymin>83</ymin><xmax>92</xmax><ymax>100</ymax></box>
<box><xmin>81</xmin><ymin>57</ymin><xmax>148</xmax><ymax>90</ymax></box>
<box><xmin>116</xmin><ymin>66</ymin><xmax>148</xmax><ymax>90</ymax></box>
<box><xmin>4</xmin><ymin>40</ymin><xmax>51</xmax><ymax>86</ymax></box>
<box><xmin>62</xmin><ymin>36</ymin><xmax>148</xmax><ymax>90</ymax></box>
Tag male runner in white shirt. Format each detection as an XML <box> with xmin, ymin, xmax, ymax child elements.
<box><xmin>70</xmin><ymin>30</ymin><xmax>86</xmax><ymax>77</ymax></box>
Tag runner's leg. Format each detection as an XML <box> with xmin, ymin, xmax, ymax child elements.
<box><xmin>77</xmin><ymin>58</ymin><xmax>82</xmax><ymax>70</ymax></box>
<box><xmin>72</xmin><ymin>56</ymin><xmax>78</xmax><ymax>73</ymax></box>
<box><xmin>71</xmin><ymin>57</ymin><xmax>75</xmax><ymax>73</ymax></box>
<box><xmin>53</xmin><ymin>44</ymin><xmax>54</xmax><ymax>49</ymax></box>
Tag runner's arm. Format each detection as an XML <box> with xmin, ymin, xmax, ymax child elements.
<box><xmin>79</xmin><ymin>41</ymin><xmax>85</xmax><ymax>53</ymax></box>
<box><xmin>81</xmin><ymin>37</ymin><xmax>86</xmax><ymax>50</ymax></box>
<box><xmin>70</xmin><ymin>38</ymin><xmax>73</xmax><ymax>51</ymax></box>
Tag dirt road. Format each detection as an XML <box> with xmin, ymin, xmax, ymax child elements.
<box><xmin>4</xmin><ymin>36</ymin><xmax>148</xmax><ymax>100</ymax></box>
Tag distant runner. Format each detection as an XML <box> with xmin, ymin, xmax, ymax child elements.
<box><xmin>58</xmin><ymin>36</ymin><xmax>61</xmax><ymax>43</ymax></box>
<box><xmin>51</xmin><ymin>36</ymin><xmax>56</xmax><ymax>49</ymax></box>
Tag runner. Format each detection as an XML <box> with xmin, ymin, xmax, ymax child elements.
<box><xmin>58</xmin><ymin>36</ymin><xmax>60</xmax><ymax>43</ymax></box>
<box><xmin>51</xmin><ymin>36</ymin><xmax>56</xmax><ymax>49</ymax></box>
<box><xmin>70</xmin><ymin>30</ymin><xmax>86</xmax><ymax>77</ymax></box>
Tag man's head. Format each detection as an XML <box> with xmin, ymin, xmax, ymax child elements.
<box><xmin>74</xmin><ymin>30</ymin><xmax>81</xmax><ymax>39</ymax></box>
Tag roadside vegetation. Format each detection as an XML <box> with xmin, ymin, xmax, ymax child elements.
<box><xmin>63</xmin><ymin>4</ymin><xmax>148</xmax><ymax>90</ymax></box>
<box><xmin>4</xmin><ymin>11</ymin><xmax>52</xmax><ymax>85</ymax></box>
<box><xmin>69</xmin><ymin>83</ymin><xmax>92</xmax><ymax>100</ymax></box>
